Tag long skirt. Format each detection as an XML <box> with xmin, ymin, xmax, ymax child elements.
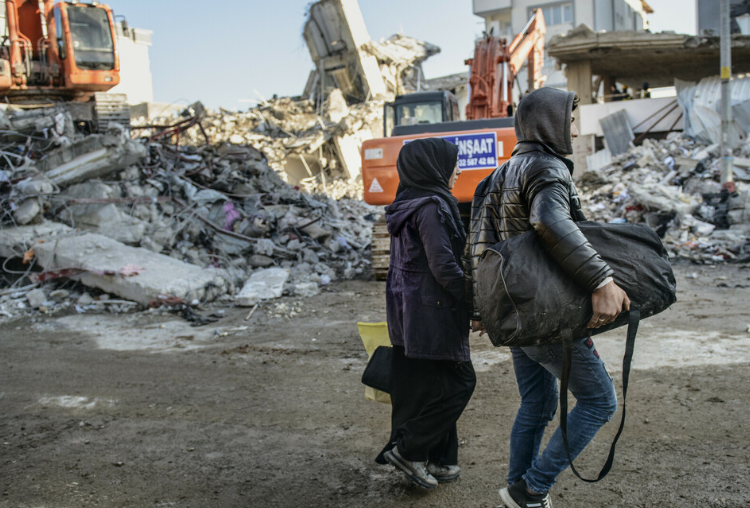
<box><xmin>375</xmin><ymin>345</ymin><xmax>476</xmax><ymax>466</ymax></box>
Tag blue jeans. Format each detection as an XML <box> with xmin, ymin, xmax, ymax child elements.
<box><xmin>507</xmin><ymin>337</ymin><xmax>618</xmax><ymax>494</ymax></box>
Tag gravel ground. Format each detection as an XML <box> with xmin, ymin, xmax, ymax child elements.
<box><xmin>1</xmin><ymin>261</ymin><xmax>749</xmax><ymax>508</ymax></box>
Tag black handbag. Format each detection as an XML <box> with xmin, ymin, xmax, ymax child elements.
<box><xmin>361</xmin><ymin>345</ymin><xmax>392</xmax><ymax>393</ymax></box>
<box><xmin>475</xmin><ymin>221</ymin><xmax>677</xmax><ymax>483</ymax></box>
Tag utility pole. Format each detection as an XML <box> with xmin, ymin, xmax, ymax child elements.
<box><xmin>720</xmin><ymin>0</ymin><xmax>733</xmax><ymax>187</ymax></box>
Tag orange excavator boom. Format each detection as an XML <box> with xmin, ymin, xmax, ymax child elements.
<box><xmin>465</xmin><ymin>9</ymin><xmax>546</xmax><ymax>120</ymax></box>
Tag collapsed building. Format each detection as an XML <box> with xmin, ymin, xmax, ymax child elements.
<box><xmin>0</xmin><ymin>104</ymin><xmax>380</xmax><ymax>319</ymax></box>
<box><xmin>0</xmin><ymin>0</ymin><xmax>440</xmax><ymax>321</ymax></box>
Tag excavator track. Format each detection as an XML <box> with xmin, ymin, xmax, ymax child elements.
<box><xmin>92</xmin><ymin>93</ymin><xmax>131</xmax><ymax>131</ymax></box>
<box><xmin>371</xmin><ymin>217</ymin><xmax>390</xmax><ymax>281</ymax></box>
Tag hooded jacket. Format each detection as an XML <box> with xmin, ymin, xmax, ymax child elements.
<box><xmin>385</xmin><ymin>138</ymin><xmax>469</xmax><ymax>362</ymax></box>
<box><xmin>385</xmin><ymin>196</ymin><xmax>470</xmax><ymax>361</ymax></box>
<box><xmin>464</xmin><ymin>87</ymin><xmax>613</xmax><ymax>320</ymax></box>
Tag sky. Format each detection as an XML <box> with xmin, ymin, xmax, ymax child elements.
<box><xmin>104</xmin><ymin>0</ymin><xmax>698</xmax><ymax>111</ymax></box>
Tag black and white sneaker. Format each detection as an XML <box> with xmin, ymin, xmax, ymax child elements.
<box><xmin>499</xmin><ymin>479</ymin><xmax>553</xmax><ymax>508</ymax></box>
<box><xmin>384</xmin><ymin>447</ymin><xmax>438</xmax><ymax>490</ymax></box>
<box><xmin>427</xmin><ymin>462</ymin><xmax>461</xmax><ymax>483</ymax></box>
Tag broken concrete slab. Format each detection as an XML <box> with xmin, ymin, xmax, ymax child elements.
<box><xmin>32</xmin><ymin>233</ymin><xmax>229</xmax><ymax>305</ymax></box>
<box><xmin>0</xmin><ymin>221</ymin><xmax>73</xmax><ymax>258</ymax></box>
<box><xmin>236</xmin><ymin>268</ymin><xmax>290</xmax><ymax>307</ymax></box>
<box><xmin>39</xmin><ymin>128</ymin><xmax>146</xmax><ymax>187</ymax></box>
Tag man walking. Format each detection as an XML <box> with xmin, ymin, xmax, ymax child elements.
<box><xmin>464</xmin><ymin>88</ymin><xmax>630</xmax><ymax>508</ymax></box>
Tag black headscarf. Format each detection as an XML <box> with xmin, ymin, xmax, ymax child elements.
<box><xmin>394</xmin><ymin>137</ymin><xmax>464</xmax><ymax>236</ymax></box>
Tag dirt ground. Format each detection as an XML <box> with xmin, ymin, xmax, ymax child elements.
<box><xmin>1</xmin><ymin>261</ymin><xmax>749</xmax><ymax>508</ymax></box>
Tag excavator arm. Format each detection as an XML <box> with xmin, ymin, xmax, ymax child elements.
<box><xmin>465</xmin><ymin>9</ymin><xmax>546</xmax><ymax>120</ymax></box>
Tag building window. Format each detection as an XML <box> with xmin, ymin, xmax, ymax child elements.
<box><xmin>532</xmin><ymin>2</ymin><xmax>573</xmax><ymax>26</ymax></box>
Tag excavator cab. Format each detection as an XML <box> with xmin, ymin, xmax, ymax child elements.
<box><xmin>52</xmin><ymin>1</ymin><xmax>119</xmax><ymax>90</ymax></box>
<box><xmin>383</xmin><ymin>91</ymin><xmax>459</xmax><ymax>137</ymax></box>
<box><xmin>0</xmin><ymin>0</ymin><xmax>119</xmax><ymax>94</ymax></box>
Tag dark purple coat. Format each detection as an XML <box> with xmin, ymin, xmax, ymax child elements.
<box><xmin>385</xmin><ymin>196</ymin><xmax>470</xmax><ymax>362</ymax></box>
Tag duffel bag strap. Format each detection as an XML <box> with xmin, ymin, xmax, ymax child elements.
<box><xmin>559</xmin><ymin>308</ymin><xmax>640</xmax><ymax>482</ymax></box>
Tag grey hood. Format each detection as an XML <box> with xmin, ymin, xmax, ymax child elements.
<box><xmin>514</xmin><ymin>87</ymin><xmax>576</xmax><ymax>156</ymax></box>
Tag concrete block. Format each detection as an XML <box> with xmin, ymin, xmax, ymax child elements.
<box><xmin>0</xmin><ymin>221</ymin><xmax>73</xmax><ymax>258</ymax></box>
<box><xmin>236</xmin><ymin>268</ymin><xmax>290</xmax><ymax>307</ymax></box>
<box><xmin>40</xmin><ymin>131</ymin><xmax>146</xmax><ymax>187</ymax></box>
<box><xmin>32</xmin><ymin>233</ymin><xmax>229</xmax><ymax>305</ymax></box>
<box><xmin>294</xmin><ymin>282</ymin><xmax>320</xmax><ymax>297</ymax></box>
<box><xmin>13</xmin><ymin>198</ymin><xmax>41</xmax><ymax>225</ymax></box>
<box><xmin>249</xmin><ymin>254</ymin><xmax>275</xmax><ymax>268</ymax></box>
<box><xmin>26</xmin><ymin>288</ymin><xmax>47</xmax><ymax>308</ymax></box>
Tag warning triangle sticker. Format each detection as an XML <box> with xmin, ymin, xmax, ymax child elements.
<box><xmin>369</xmin><ymin>178</ymin><xmax>384</xmax><ymax>193</ymax></box>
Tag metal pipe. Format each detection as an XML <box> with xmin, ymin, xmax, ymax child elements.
<box><xmin>720</xmin><ymin>0</ymin><xmax>733</xmax><ymax>185</ymax></box>
<box><xmin>631</xmin><ymin>99</ymin><xmax>677</xmax><ymax>130</ymax></box>
<box><xmin>633</xmin><ymin>103</ymin><xmax>679</xmax><ymax>144</ymax></box>
<box><xmin>662</xmin><ymin>112</ymin><xmax>684</xmax><ymax>140</ymax></box>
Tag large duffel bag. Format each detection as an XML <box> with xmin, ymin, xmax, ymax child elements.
<box><xmin>476</xmin><ymin>221</ymin><xmax>676</xmax><ymax>348</ymax></box>
<box><xmin>475</xmin><ymin>221</ymin><xmax>676</xmax><ymax>482</ymax></box>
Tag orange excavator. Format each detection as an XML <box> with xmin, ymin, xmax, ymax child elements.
<box><xmin>361</xmin><ymin>10</ymin><xmax>546</xmax><ymax>278</ymax></box>
<box><xmin>0</xmin><ymin>0</ymin><xmax>127</xmax><ymax>130</ymax></box>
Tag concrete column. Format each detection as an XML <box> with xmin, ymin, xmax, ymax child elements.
<box><xmin>565</xmin><ymin>60</ymin><xmax>595</xmax><ymax>174</ymax></box>
<box><xmin>566</xmin><ymin>60</ymin><xmax>593</xmax><ymax>104</ymax></box>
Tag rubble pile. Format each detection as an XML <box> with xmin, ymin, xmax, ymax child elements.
<box><xmin>147</xmin><ymin>98</ymin><xmax>330</xmax><ymax>172</ymax></box>
<box><xmin>133</xmin><ymin>95</ymin><xmax>382</xmax><ymax>200</ymax></box>
<box><xmin>0</xmin><ymin>103</ymin><xmax>381</xmax><ymax>319</ymax></box>
<box><xmin>579</xmin><ymin>133</ymin><xmax>750</xmax><ymax>263</ymax></box>
<box><xmin>363</xmin><ymin>34</ymin><xmax>441</xmax><ymax>95</ymax></box>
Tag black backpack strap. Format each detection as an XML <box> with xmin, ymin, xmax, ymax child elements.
<box><xmin>559</xmin><ymin>308</ymin><xmax>640</xmax><ymax>482</ymax></box>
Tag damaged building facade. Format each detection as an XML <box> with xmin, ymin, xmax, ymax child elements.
<box><xmin>546</xmin><ymin>25</ymin><xmax>750</xmax><ymax>265</ymax></box>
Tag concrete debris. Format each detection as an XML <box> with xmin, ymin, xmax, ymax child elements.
<box><xmin>0</xmin><ymin>222</ymin><xmax>73</xmax><ymax>258</ymax></box>
<box><xmin>268</xmin><ymin>300</ymin><xmax>304</xmax><ymax>320</ymax></box>
<box><xmin>31</xmin><ymin>233</ymin><xmax>230</xmax><ymax>306</ymax></box>
<box><xmin>0</xmin><ymin>94</ymin><xmax>381</xmax><ymax>314</ymax></box>
<box><xmin>134</xmin><ymin>97</ymin><xmax>383</xmax><ymax>190</ymax></box>
<box><xmin>579</xmin><ymin>133</ymin><xmax>750</xmax><ymax>263</ymax></box>
<box><xmin>362</xmin><ymin>34</ymin><xmax>441</xmax><ymax>95</ymax></box>
<box><xmin>40</xmin><ymin>125</ymin><xmax>147</xmax><ymax>187</ymax></box>
<box><xmin>0</xmin><ymin>0</ymin><xmax>451</xmax><ymax>316</ymax></box>
<box><xmin>26</xmin><ymin>288</ymin><xmax>47</xmax><ymax>309</ymax></box>
<box><xmin>303</xmin><ymin>0</ymin><xmax>388</xmax><ymax>103</ymax></box>
<box><xmin>293</xmin><ymin>282</ymin><xmax>320</xmax><ymax>297</ymax></box>
<box><xmin>237</xmin><ymin>268</ymin><xmax>290</xmax><ymax>307</ymax></box>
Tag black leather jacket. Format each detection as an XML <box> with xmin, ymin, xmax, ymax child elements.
<box><xmin>464</xmin><ymin>141</ymin><xmax>614</xmax><ymax>319</ymax></box>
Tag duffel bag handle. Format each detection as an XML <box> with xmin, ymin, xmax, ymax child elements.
<box><xmin>559</xmin><ymin>308</ymin><xmax>640</xmax><ymax>482</ymax></box>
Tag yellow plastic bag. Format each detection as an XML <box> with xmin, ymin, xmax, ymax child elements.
<box><xmin>357</xmin><ymin>322</ymin><xmax>392</xmax><ymax>404</ymax></box>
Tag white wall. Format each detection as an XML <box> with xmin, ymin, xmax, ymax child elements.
<box><xmin>473</xmin><ymin>0</ymin><xmax>512</xmax><ymax>15</ymax></box>
<box><xmin>110</xmin><ymin>26</ymin><xmax>154</xmax><ymax>105</ymax></box>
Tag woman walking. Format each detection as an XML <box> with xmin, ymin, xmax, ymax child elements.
<box><xmin>375</xmin><ymin>137</ymin><xmax>476</xmax><ymax>490</ymax></box>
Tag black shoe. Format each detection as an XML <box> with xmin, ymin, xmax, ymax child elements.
<box><xmin>384</xmin><ymin>447</ymin><xmax>438</xmax><ymax>490</ymax></box>
<box><xmin>499</xmin><ymin>479</ymin><xmax>553</xmax><ymax>508</ymax></box>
